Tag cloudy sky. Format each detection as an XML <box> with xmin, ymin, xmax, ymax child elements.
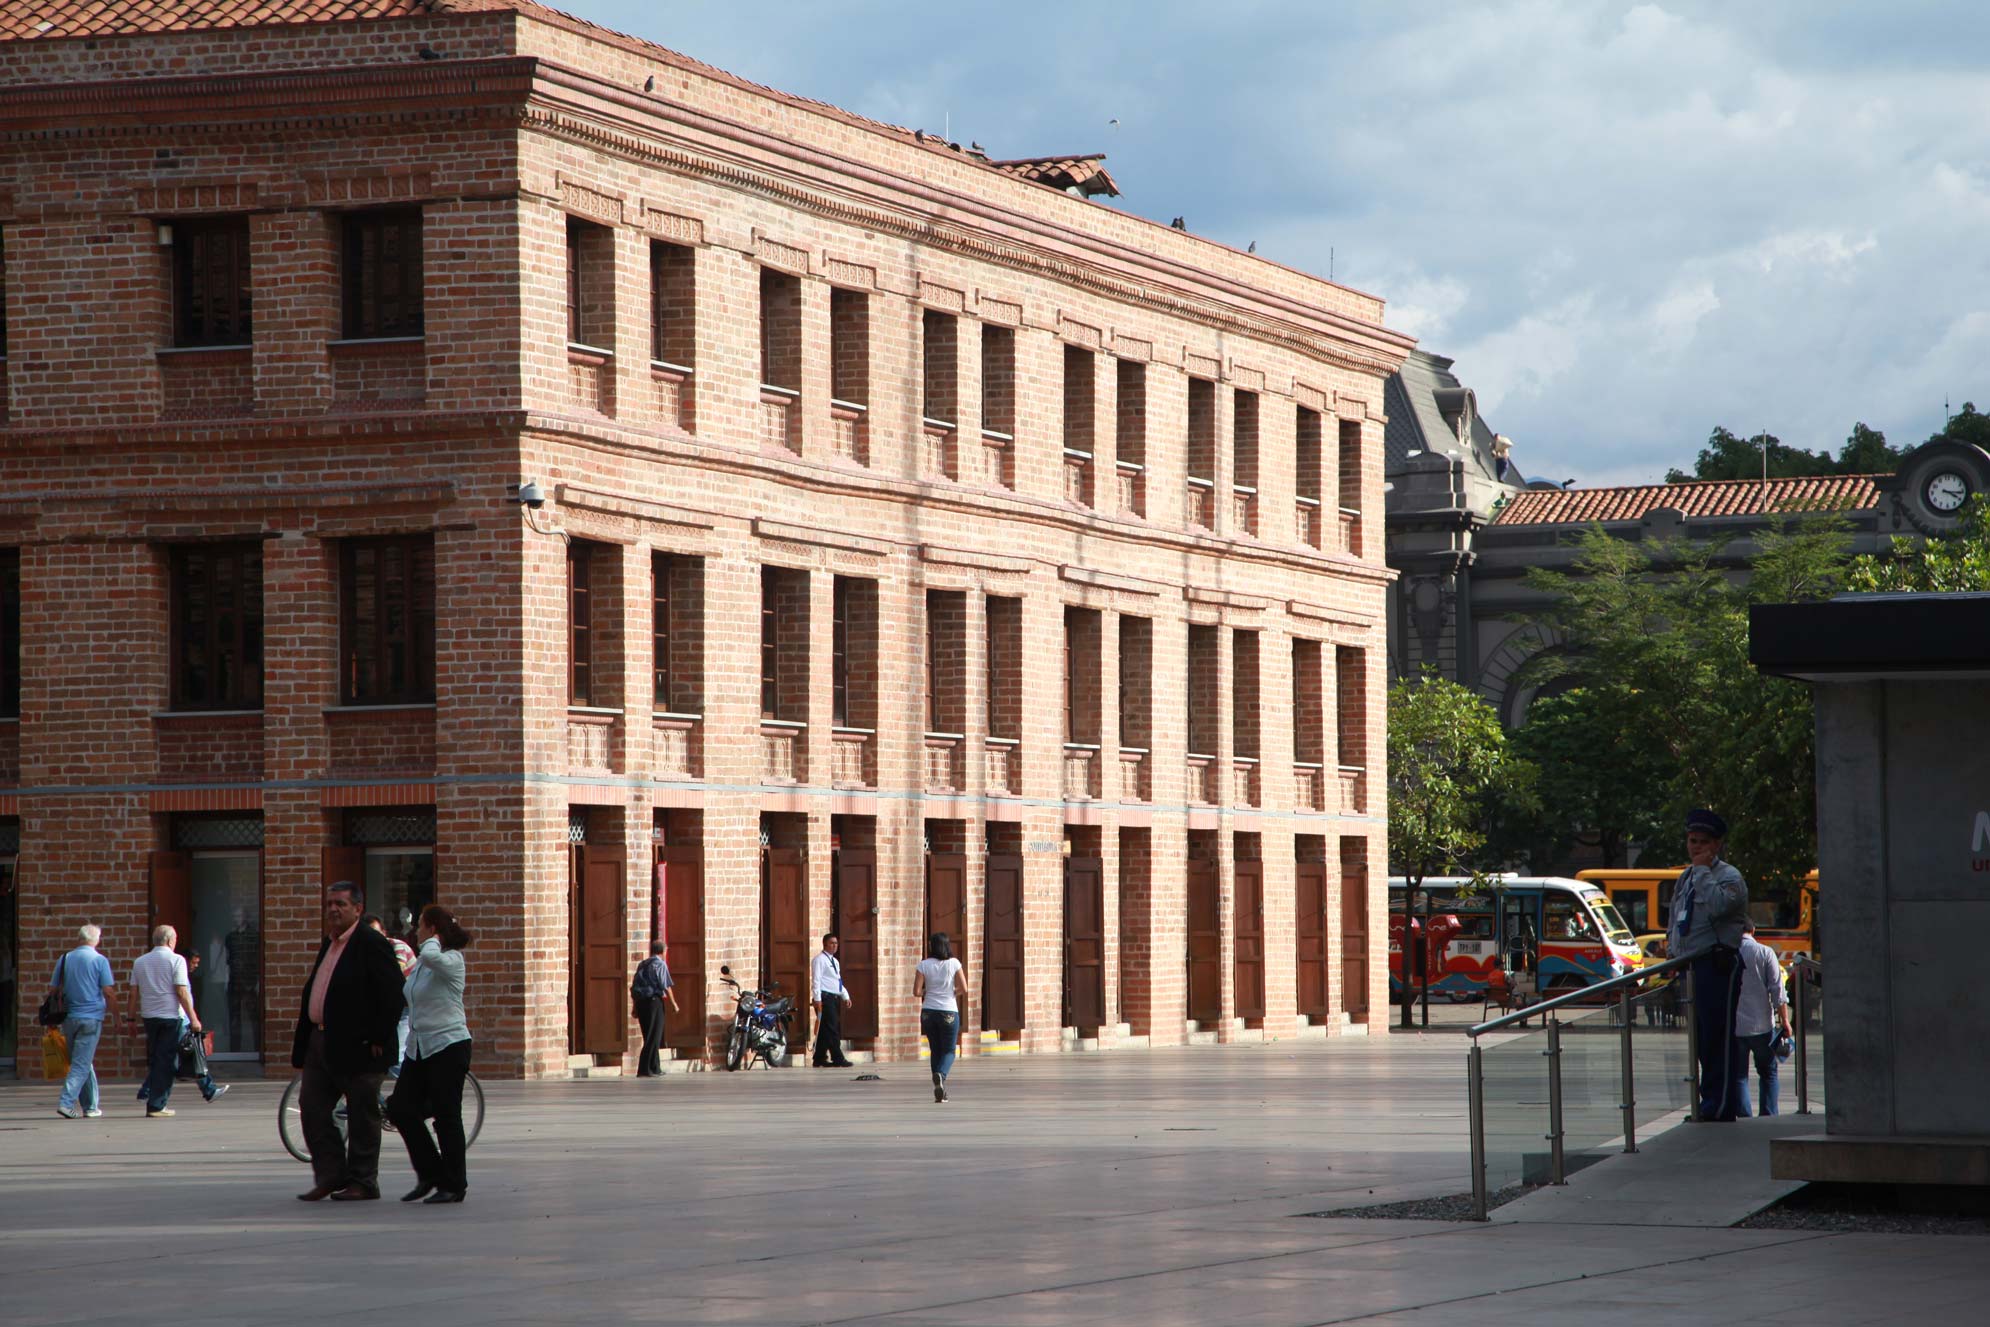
<box><xmin>573</xmin><ymin>1</ymin><xmax>1990</xmax><ymax>487</ymax></box>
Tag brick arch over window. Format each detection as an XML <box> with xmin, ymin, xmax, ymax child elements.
<box><xmin>1477</xmin><ymin>623</ymin><xmax>1568</xmax><ymax>729</ymax></box>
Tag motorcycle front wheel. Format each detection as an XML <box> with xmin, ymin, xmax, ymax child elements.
<box><xmin>725</xmin><ymin>1023</ymin><xmax>747</xmax><ymax>1072</ymax></box>
<box><xmin>762</xmin><ymin>1030</ymin><xmax>789</xmax><ymax>1069</ymax></box>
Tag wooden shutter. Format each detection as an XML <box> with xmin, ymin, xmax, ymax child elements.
<box><xmin>578</xmin><ymin>847</ymin><xmax>627</xmax><ymax>1056</ymax></box>
<box><xmin>149</xmin><ymin>851</ymin><xmax>193</xmax><ymax>943</ymax></box>
<box><xmin>836</xmin><ymin>848</ymin><xmax>878</xmax><ymax>1039</ymax></box>
<box><xmin>925</xmin><ymin>852</ymin><xmax>967</xmax><ymax>947</ymax></box>
<box><xmin>1186</xmin><ymin>856</ymin><xmax>1221</xmax><ymax>1023</ymax></box>
<box><xmin>762</xmin><ymin>847</ymin><xmax>809</xmax><ymax>1049</ymax></box>
<box><xmin>1340</xmin><ymin>848</ymin><xmax>1370</xmax><ymax>1019</ymax></box>
<box><xmin>1063</xmin><ymin>856</ymin><xmax>1105</xmax><ymax>1031</ymax></box>
<box><xmin>982</xmin><ymin>852</ymin><xmax>1025</xmax><ymax>1031</ymax></box>
<box><xmin>321</xmin><ymin>847</ymin><xmax>365</xmax><ymax>900</ymax></box>
<box><xmin>658</xmin><ymin>847</ymin><xmax>706</xmax><ymax>1051</ymax></box>
<box><xmin>1296</xmin><ymin>861</ymin><xmax>1329</xmax><ymax>1020</ymax></box>
<box><xmin>1234</xmin><ymin>859</ymin><xmax>1265</xmax><ymax>1021</ymax></box>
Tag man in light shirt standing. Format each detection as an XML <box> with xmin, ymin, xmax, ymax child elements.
<box><xmin>127</xmin><ymin>925</ymin><xmax>200</xmax><ymax>1119</ymax></box>
<box><xmin>810</xmin><ymin>933</ymin><xmax>854</xmax><ymax>1069</ymax></box>
<box><xmin>1733</xmin><ymin>919</ymin><xmax>1791</xmax><ymax>1116</ymax></box>
<box><xmin>1667</xmin><ymin>808</ymin><xmax>1750</xmax><ymax>1121</ymax></box>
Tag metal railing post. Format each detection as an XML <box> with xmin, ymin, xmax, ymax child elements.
<box><xmin>1795</xmin><ymin>967</ymin><xmax>1810</xmax><ymax>1116</ymax></box>
<box><xmin>1619</xmin><ymin>985</ymin><xmax>1637</xmax><ymax>1153</ymax></box>
<box><xmin>1468</xmin><ymin>1041</ymin><xmax>1489</xmax><ymax>1220</ymax></box>
<box><xmin>1545</xmin><ymin>1015</ymin><xmax>1566</xmax><ymax>1185</ymax></box>
<box><xmin>1684</xmin><ymin>977</ymin><xmax>1701</xmax><ymax>1122</ymax></box>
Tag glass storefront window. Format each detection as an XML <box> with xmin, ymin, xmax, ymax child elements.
<box><xmin>188</xmin><ymin>851</ymin><xmax>261</xmax><ymax>1058</ymax></box>
<box><xmin>366</xmin><ymin>847</ymin><xmax>435</xmax><ymax>946</ymax></box>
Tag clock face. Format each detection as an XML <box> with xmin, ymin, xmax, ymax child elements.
<box><xmin>1925</xmin><ymin>470</ymin><xmax>1970</xmax><ymax>514</ymax></box>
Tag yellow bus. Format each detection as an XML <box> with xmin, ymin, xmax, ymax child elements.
<box><xmin>1575</xmin><ymin>867</ymin><xmax>1819</xmax><ymax>962</ymax></box>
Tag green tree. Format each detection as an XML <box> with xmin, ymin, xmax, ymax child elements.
<box><xmin>1505</xmin><ymin>686</ymin><xmax>1675</xmax><ymax>869</ymax></box>
<box><xmin>1929</xmin><ymin>401</ymin><xmax>1990</xmax><ymax>451</ymax></box>
<box><xmin>1836</xmin><ymin>422</ymin><xmax>1901</xmax><ymax>474</ymax></box>
<box><xmin>1847</xmin><ymin>494</ymin><xmax>1990</xmax><ymax>591</ymax></box>
<box><xmin>1386</xmin><ymin>671</ymin><xmax>1534</xmax><ymax>889</ymax></box>
<box><xmin>1520</xmin><ymin>517</ymin><xmax>1851</xmax><ymax>901</ymax></box>
<box><xmin>1666</xmin><ymin>427</ymin><xmax>1836</xmax><ymax>483</ymax></box>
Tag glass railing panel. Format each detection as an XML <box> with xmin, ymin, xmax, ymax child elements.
<box><xmin>1477</xmin><ymin>1025</ymin><xmax>1552</xmax><ymax>1191</ymax></box>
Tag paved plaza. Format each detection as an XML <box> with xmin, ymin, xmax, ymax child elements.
<box><xmin>2</xmin><ymin>1035</ymin><xmax>1983</xmax><ymax>1326</ymax></box>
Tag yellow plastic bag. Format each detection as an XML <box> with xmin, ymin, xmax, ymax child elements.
<box><xmin>41</xmin><ymin>1026</ymin><xmax>68</xmax><ymax>1079</ymax></box>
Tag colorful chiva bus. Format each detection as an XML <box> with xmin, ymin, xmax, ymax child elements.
<box><xmin>1387</xmin><ymin>875</ymin><xmax>1644</xmax><ymax>1000</ymax></box>
<box><xmin>1575</xmin><ymin>868</ymin><xmax>1820</xmax><ymax>964</ymax></box>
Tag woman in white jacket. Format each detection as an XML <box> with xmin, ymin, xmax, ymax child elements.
<box><xmin>386</xmin><ymin>903</ymin><xmax>474</xmax><ymax>1204</ymax></box>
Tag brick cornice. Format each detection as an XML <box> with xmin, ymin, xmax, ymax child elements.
<box><xmin>0</xmin><ymin>57</ymin><xmax>537</xmax><ymax>135</ymax></box>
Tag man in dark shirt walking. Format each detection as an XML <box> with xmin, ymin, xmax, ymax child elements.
<box><xmin>631</xmin><ymin>941</ymin><xmax>679</xmax><ymax>1078</ymax></box>
<box><xmin>292</xmin><ymin>881</ymin><xmax>406</xmax><ymax>1201</ymax></box>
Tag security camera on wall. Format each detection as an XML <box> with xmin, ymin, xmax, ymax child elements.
<box><xmin>513</xmin><ymin>480</ymin><xmax>547</xmax><ymax>510</ymax></box>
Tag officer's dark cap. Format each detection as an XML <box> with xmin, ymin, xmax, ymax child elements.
<box><xmin>1686</xmin><ymin>808</ymin><xmax>1728</xmax><ymax>838</ymax></box>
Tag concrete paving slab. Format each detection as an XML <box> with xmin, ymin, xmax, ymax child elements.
<box><xmin>3</xmin><ymin>1039</ymin><xmax>1983</xmax><ymax>1327</ymax></box>
<box><xmin>1493</xmin><ymin>1113</ymin><xmax>1815</xmax><ymax>1226</ymax></box>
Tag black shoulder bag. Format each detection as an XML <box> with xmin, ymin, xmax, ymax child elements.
<box><xmin>37</xmin><ymin>956</ymin><xmax>69</xmax><ymax>1028</ymax></box>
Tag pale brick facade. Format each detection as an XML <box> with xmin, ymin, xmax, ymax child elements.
<box><xmin>0</xmin><ymin>3</ymin><xmax>1409</xmax><ymax>1078</ymax></box>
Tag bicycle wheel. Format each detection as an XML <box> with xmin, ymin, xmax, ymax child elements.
<box><xmin>463</xmin><ymin>1072</ymin><xmax>485</xmax><ymax>1147</ymax></box>
<box><xmin>278</xmin><ymin>1078</ymin><xmax>311</xmax><ymax>1163</ymax></box>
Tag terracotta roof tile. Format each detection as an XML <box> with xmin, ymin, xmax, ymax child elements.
<box><xmin>987</xmin><ymin>154</ymin><xmax>1121</xmax><ymax>198</ymax></box>
<box><xmin>1491</xmin><ymin>474</ymin><xmax>1883</xmax><ymax>526</ymax></box>
<box><xmin>0</xmin><ymin>0</ymin><xmax>430</xmax><ymax>40</ymax></box>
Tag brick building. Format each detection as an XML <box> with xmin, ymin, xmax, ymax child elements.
<box><xmin>0</xmin><ymin>0</ymin><xmax>1410</xmax><ymax>1078</ymax></box>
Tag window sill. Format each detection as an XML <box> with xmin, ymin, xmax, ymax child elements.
<box><xmin>984</xmin><ymin>735</ymin><xmax>1019</xmax><ymax>748</ymax></box>
<box><xmin>980</xmin><ymin>428</ymin><xmax>1014</xmax><ymax>444</ymax></box>
<box><xmin>567</xmin><ymin>705</ymin><xmax>624</xmax><ymax>717</ymax></box>
<box><xmin>760</xmin><ymin>718</ymin><xmax>806</xmax><ymax>731</ymax></box>
<box><xmin>151</xmin><ymin>709</ymin><xmax>264</xmax><ymax>722</ymax></box>
<box><xmin>653</xmin><ymin>711</ymin><xmax>704</xmax><ymax>724</ymax></box>
<box><xmin>922</xmin><ymin>417</ymin><xmax>957</xmax><ymax>433</ymax></box>
<box><xmin>760</xmin><ymin>384</ymin><xmax>800</xmax><ymax>403</ymax></box>
<box><xmin>325</xmin><ymin>703</ymin><xmax>438</xmax><ymax>715</ymax></box>
<box><xmin>329</xmin><ymin>336</ymin><xmax>424</xmax><ymax>357</ymax></box>
<box><xmin>155</xmin><ymin>344</ymin><xmax>252</xmax><ymax>359</ymax></box>
<box><xmin>650</xmin><ymin>359</ymin><xmax>695</xmax><ymax>378</ymax></box>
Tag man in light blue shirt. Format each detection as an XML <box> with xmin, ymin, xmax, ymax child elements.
<box><xmin>50</xmin><ymin>924</ymin><xmax>118</xmax><ymax>1119</ymax></box>
<box><xmin>1668</xmin><ymin>809</ymin><xmax>1750</xmax><ymax>1121</ymax></box>
<box><xmin>1732</xmin><ymin>921</ymin><xmax>1791</xmax><ymax>1116</ymax></box>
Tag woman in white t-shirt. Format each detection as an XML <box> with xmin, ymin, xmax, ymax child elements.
<box><xmin>912</xmin><ymin>933</ymin><xmax>966</xmax><ymax>1103</ymax></box>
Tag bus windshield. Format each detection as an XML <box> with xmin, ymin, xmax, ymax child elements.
<box><xmin>1586</xmin><ymin>897</ymin><xmax>1634</xmax><ymax>944</ymax></box>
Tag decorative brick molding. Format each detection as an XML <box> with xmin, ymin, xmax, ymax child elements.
<box><xmin>556</xmin><ymin>484</ymin><xmax>717</xmax><ymax>531</ymax></box>
<box><xmin>1111</xmin><ymin>334</ymin><xmax>1153</xmax><ymax>362</ymax></box>
<box><xmin>1293</xmin><ymin>381</ymin><xmax>1330</xmax><ymax>413</ymax></box>
<box><xmin>751</xmin><ymin>516</ymin><xmax>888</xmax><ymax>557</ymax></box>
<box><xmin>1058</xmin><ymin>564</ymin><xmax>1165</xmax><ymax>596</ymax></box>
<box><xmin>1230</xmin><ymin>364</ymin><xmax>1266</xmax><ymax>392</ymax></box>
<box><xmin>752</xmin><ymin>232</ymin><xmax>810</xmax><ymax>274</ymax></box>
<box><xmin>978</xmin><ymin>295</ymin><xmax>1022</xmax><ymax>326</ymax></box>
<box><xmin>917</xmin><ymin>544</ymin><xmax>1030</xmax><ymax>575</ymax></box>
<box><xmin>557</xmin><ymin>176</ymin><xmax>625</xmax><ymax>225</ymax></box>
<box><xmin>919</xmin><ymin>281</ymin><xmax>964</xmax><ymax>312</ymax></box>
<box><xmin>305</xmin><ymin>170</ymin><xmax>434</xmax><ymax>206</ymax></box>
<box><xmin>824</xmin><ymin>257</ymin><xmax>875</xmax><ymax>289</ymax></box>
<box><xmin>136</xmin><ymin>181</ymin><xmax>258</xmax><ymax>213</ymax></box>
<box><xmin>640</xmin><ymin>203</ymin><xmax>705</xmax><ymax>245</ymax></box>
<box><xmin>1185</xmin><ymin>352</ymin><xmax>1221</xmax><ymax>380</ymax></box>
<box><xmin>1058</xmin><ymin>317</ymin><xmax>1102</xmax><ymax>349</ymax></box>
<box><xmin>1184</xmin><ymin>586</ymin><xmax>1270</xmax><ymax>611</ymax></box>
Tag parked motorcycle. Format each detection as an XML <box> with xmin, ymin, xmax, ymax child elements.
<box><xmin>719</xmin><ymin>964</ymin><xmax>794</xmax><ymax>1070</ymax></box>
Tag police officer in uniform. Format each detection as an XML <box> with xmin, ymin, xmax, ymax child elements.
<box><xmin>1667</xmin><ymin>809</ymin><xmax>1750</xmax><ymax>1120</ymax></box>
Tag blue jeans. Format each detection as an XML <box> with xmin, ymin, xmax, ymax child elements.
<box><xmin>1734</xmin><ymin>1032</ymin><xmax>1780</xmax><ymax>1116</ymax></box>
<box><xmin>58</xmin><ymin>1018</ymin><xmax>102</xmax><ymax>1113</ymax></box>
<box><xmin>922</xmin><ymin>1008</ymin><xmax>960</xmax><ymax>1081</ymax></box>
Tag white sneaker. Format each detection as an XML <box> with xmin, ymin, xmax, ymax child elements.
<box><xmin>205</xmin><ymin>1084</ymin><xmax>230</xmax><ymax>1102</ymax></box>
<box><xmin>55</xmin><ymin>1104</ymin><xmax>81</xmax><ymax>1119</ymax></box>
<box><xmin>146</xmin><ymin>1108</ymin><xmax>176</xmax><ymax>1118</ymax></box>
<box><xmin>85</xmin><ymin>1108</ymin><xmax>104</xmax><ymax>1118</ymax></box>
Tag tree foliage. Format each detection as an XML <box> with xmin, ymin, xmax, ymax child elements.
<box><xmin>1847</xmin><ymin>493</ymin><xmax>1990</xmax><ymax>592</ymax></box>
<box><xmin>1517</xmin><ymin>518</ymin><xmax>1851</xmax><ymax>900</ymax></box>
<box><xmin>1387</xmin><ymin>671</ymin><xmax>1535</xmax><ymax>887</ymax></box>
<box><xmin>1664</xmin><ymin>423</ymin><xmax>1903</xmax><ymax>484</ymax></box>
<box><xmin>1503</xmin><ymin>687</ymin><xmax>1675</xmax><ymax>869</ymax></box>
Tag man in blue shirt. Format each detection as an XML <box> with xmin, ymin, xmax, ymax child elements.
<box><xmin>1667</xmin><ymin>809</ymin><xmax>1750</xmax><ymax>1121</ymax></box>
<box><xmin>50</xmin><ymin>923</ymin><xmax>118</xmax><ymax>1119</ymax></box>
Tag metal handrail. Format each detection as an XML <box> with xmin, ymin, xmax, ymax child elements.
<box><xmin>1469</xmin><ymin>954</ymin><xmax>1692</xmax><ymax>1038</ymax></box>
<box><xmin>1790</xmin><ymin>956</ymin><xmax>1823</xmax><ymax>1115</ymax></box>
<box><xmin>1465</xmin><ymin>953</ymin><xmax>1693</xmax><ymax>1222</ymax></box>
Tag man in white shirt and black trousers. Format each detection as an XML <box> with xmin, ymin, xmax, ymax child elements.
<box><xmin>127</xmin><ymin>926</ymin><xmax>201</xmax><ymax>1118</ymax></box>
<box><xmin>810</xmin><ymin>933</ymin><xmax>854</xmax><ymax>1068</ymax></box>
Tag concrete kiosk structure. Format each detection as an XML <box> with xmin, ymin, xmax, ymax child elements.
<box><xmin>1752</xmin><ymin>592</ymin><xmax>1990</xmax><ymax>1185</ymax></box>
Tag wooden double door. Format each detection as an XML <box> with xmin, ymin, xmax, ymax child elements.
<box><xmin>1296</xmin><ymin>860</ymin><xmax>1330</xmax><ymax>1020</ymax></box>
<box><xmin>761</xmin><ymin>847</ymin><xmax>810</xmax><ymax>1050</ymax></box>
<box><xmin>982</xmin><ymin>852</ymin><xmax>1025</xmax><ymax>1031</ymax></box>
<box><xmin>654</xmin><ymin>844</ymin><xmax>706</xmax><ymax>1050</ymax></box>
<box><xmin>1186</xmin><ymin>857</ymin><xmax>1266</xmax><ymax>1023</ymax></box>
<box><xmin>570</xmin><ymin>846</ymin><xmax>627</xmax><ymax>1057</ymax></box>
<box><xmin>833</xmin><ymin>847</ymin><xmax>878</xmax><ymax>1040</ymax></box>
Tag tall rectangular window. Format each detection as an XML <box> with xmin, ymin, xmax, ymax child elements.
<box><xmin>566</xmin><ymin>217</ymin><xmax>615</xmax><ymax>350</ymax></box>
<box><xmin>0</xmin><ymin>226</ymin><xmax>8</xmax><ymax>358</ymax></box>
<box><xmin>830</xmin><ymin>289</ymin><xmax>869</xmax><ymax>408</ymax></box>
<box><xmin>652</xmin><ymin>553</ymin><xmax>704</xmax><ymax>714</ymax></box>
<box><xmin>170</xmin><ymin>543</ymin><xmax>263</xmax><ymax>711</ymax></box>
<box><xmin>925</xmin><ymin>590</ymin><xmax>966</xmax><ymax>733</ymax></box>
<box><xmin>985</xmin><ymin>594</ymin><xmax>1022</xmax><ymax>739</ymax></box>
<box><xmin>922</xmin><ymin>311</ymin><xmax>958</xmax><ymax>426</ymax></box>
<box><xmin>1296</xmin><ymin>406</ymin><xmax>1324</xmax><ymax>549</ymax></box>
<box><xmin>1063</xmin><ymin>346</ymin><xmax>1096</xmax><ymax>508</ymax></box>
<box><xmin>340</xmin><ymin>208</ymin><xmax>423</xmax><ymax>340</ymax></box>
<box><xmin>760</xmin><ymin>566</ymin><xmax>810</xmax><ymax>723</ymax></box>
<box><xmin>1232</xmin><ymin>389</ymin><xmax>1259</xmax><ymax>534</ymax></box>
<box><xmin>830</xmin><ymin>576</ymin><xmax>877</xmax><ymax>731</ymax></box>
<box><xmin>1063</xmin><ymin>607</ymin><xmax>1102</xmax><ymax>746</ymax></box>
<box><xmin>0</xmin><ymin>548</ymin><xmax>18</xmax><ymax>719</ymax></box>
<box><xmin>648</xmin><ymin>240</ymin><xmax>696</xmax><ymax>369</ymax></box>
<box><xmin>1115</xmin><ymin>360</ymin><xmax>1146</xmax><ymax>516</ymax></box>
<box><xmin>759</xmin><ymin>268</ymin><xmax>801</xmax><ymax>392</ymax></box>
<box><xmin>1336</xmin><ymin>645</ymin><xmax>1367</xmax><ymax>769</ymax></box>
<box><xmin>980</xmin><ymin>324</ymin><xmax>1015</xmax><ymax>436</ymax></box>
<box><xmin>340</xmin><ymin>535</ymin><xmax>435</xmax><ymax>705</ymax></box>
<box><xmin>1118</xmin><ymin>615</ymin><xmax>1152</xmax><ymax>749</ymax></box>
<box><xmin>1186</xmin><ymin>624</ymin><xmax>1219</xmax><ymax>757</ymax></box>
<box><xmin>1232</xmin><ymin>629</ymin><xmax>1260</xmax><ymax>760</ymax></box>
<box><xmin>1292</xmin><ymin>639</ymin><xmax>1324</xmax><ymax>766</ymax></box>
<box><xmin>568</xmin><ymin>542</ymin><xmax>594</xmax><ymax>706</ymax></box>
<box><xmin>1187</xmin><ymin>376</ymin><xmax>1216</xmax><ymax>529</ymax></box>
<box><xmin>173</xmin><ymin>217</ymin><xmax>252</xmax><ymax>348</ymax></box>
<box><xmin>1338</xmin><ymin>418</ymin><xmax>1364</xmax><ymax>557</ymax></box>
<box><xmin>832</xmin><ymin>577</ymin><xmax>850</xmax><ymax>727</ymax></box>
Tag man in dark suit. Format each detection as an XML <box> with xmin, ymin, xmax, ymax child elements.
<box><xmin>293</xmin><ymin>880</ymin><xmax>406</xmax><ymax>1201</ymax></box>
